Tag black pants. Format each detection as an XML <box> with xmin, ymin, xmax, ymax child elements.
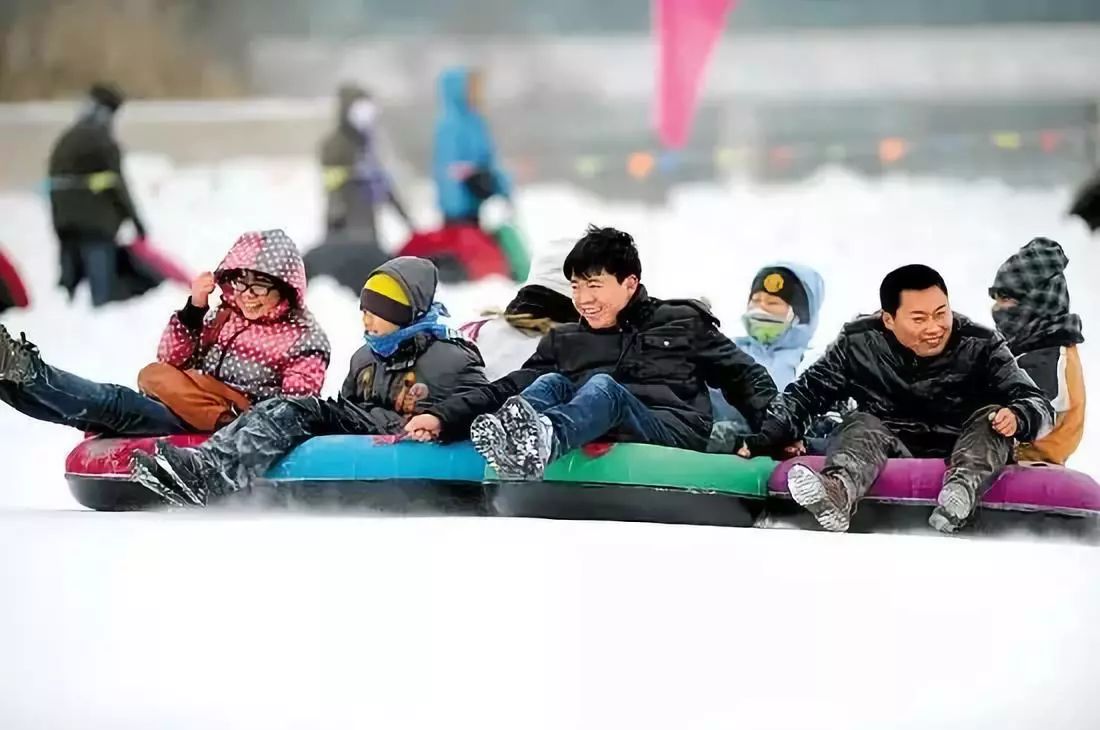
<box><xmin>822</xmin><ymin>407</ymin><xmax>1013</xmax><ymax>502</ymax></box>
<box><xmin>196</xmin><ymin>396</ymin><xmax>405</xmax><ymax>494</ymax></box>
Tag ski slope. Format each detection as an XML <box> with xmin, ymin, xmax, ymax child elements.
<box><xmin>0</xmin><ymin>158</ymin><xmax>1098</xmax><ymax>728</ymax></box>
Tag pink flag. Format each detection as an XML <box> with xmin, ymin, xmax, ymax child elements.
<box><xmin>654</xmin><ymin>0</ymin><xmax>735</xmax><ymax>149</ymax></box>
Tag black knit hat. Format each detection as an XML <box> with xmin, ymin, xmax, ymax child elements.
<box><xmin>749</xmin><ymin>266</ymin><xmax>809</xmax><ymax>322</ymax></box>
<box><xmin>88</xmin><ymin>82</ymin><xmax>125</xmax><ymax>112</ymax></box>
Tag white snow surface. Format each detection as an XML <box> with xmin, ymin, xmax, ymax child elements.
<box><xmin>1</xmin><ymin>158</ymin><xmax>1099</xmax><ymax>728</ymax></box>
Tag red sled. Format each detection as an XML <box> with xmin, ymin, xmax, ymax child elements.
<box><xmin>397</xmin><ymin>224</ymin><xmax>510</xmax><ymax>283</ymax></box>
<box><xmin>0</xmin><ymin>248</ymin><xmax>30</xmax><ymax>312</ymax></box>
<box><xmin>129</xmin><ymin>237</ymin><xmax>192</xmax><ymax>286</ymax></box>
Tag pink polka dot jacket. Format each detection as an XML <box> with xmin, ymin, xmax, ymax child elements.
<box><xmin>156</xmin><ymin>229</ymin><xmax>331</xmax><ymax>401</ymax></box>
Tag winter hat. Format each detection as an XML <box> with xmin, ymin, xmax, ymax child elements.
<box><xmin>525</xmin><ymin>238</ymin><xmax>575</xmax><ymax>299</ymax></box>
<box><xmin>990</xmin><ymin>237</ymin><xmax>1083</xmax><ymax>350</ymax></box>
<box><xmin>361</xmin><ymin>272</ymin><xmax>413</xmax><ymax>326</ymax></box>
<box><xmin>88</xmin><ymin>82</ymin><xmax>125</xmax><ymax>112</ymax></box>
<box><xmin>749</xmin><ymin>266</ymin><xmax>810</xmax><ymax>323</ymax></box>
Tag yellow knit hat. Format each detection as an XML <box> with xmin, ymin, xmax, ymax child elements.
<box><xmin>361</xmin><ymin>272</ymin><xmax>413</xmax><ymax>325</ymax></box>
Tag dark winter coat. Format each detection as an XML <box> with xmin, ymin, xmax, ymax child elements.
<box><xmin>320</xmin><ymin>85</ymin><xmax>401</xmax><ymax>243</ymax></box>
<box><xmin>48</xmin><ymin>117</ymin><xmax>144</xmax><ymax>241</ymax></box>
<box><xmin>760</xmin><ymin>313</ymin><xmax>1054</xmax><ymax>456</ymax></box>
<box><xmin>428</xmin><ymin>286</ymin><xmax>778</xmax><ymax>450</ymax></box>
<box><xmin>337</xmin><ymin>257</ymin><xmax>488</xmax><ymax>434</ymax></box>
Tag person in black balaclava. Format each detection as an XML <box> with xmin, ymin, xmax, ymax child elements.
<box><xmin>990</xmin><ymin>237</ymin><xmax>1086</xmax><ymax>465</ymax></box>
<box><xmin>47</xmin><ymin>82</ymin><xmax>160</xmax><ymax>307</ymax></box>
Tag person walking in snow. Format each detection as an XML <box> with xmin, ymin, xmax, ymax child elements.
<box><xmin>433</xmin><ymin>67</ymin><xmax>512</xmax><ymax>226</ymax></box>
<box><xmin>740</xmin><ymin>264</ymin><xmax>1052</xmax><ymax>534</ymax></box>
<box><xmin>403</xmin><ymin>226</ymin><xmax>777</xmax><ymax>480</ymax></box>
<box><xmin>990</xmin><ymin>237</ymin><xmax>1086</xmax><ymax>465</ymax></box>
<box><xmin>131</xmin><ymin>257</ymin><xmax>488</xmax><ymax>506</ymax></box>
<box><xmin>0</xmin><ymin>229</ymin><xmax>330</xmax><ymax>436</ymax></box>
<box><xmin>320</xmin><ymin>84</ymin><xmax>412</xmax><ymax>244</ymax></box>
<box><xmin>458</xmin><ymin>237</ymin><xmax>577</xmax><ymax>381</ymax></box>
<box><xmin>47</xmin><ymin>83</ymin><xmax>162</xmax><ymax>307</ymax></box>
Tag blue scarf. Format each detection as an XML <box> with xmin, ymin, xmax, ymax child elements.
<box><xmin>365</xmin><ymin>302</ymin><xmax>456</xmax><ymax>357</ymax></box>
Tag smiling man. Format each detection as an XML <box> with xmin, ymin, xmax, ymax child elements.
<box><xmin>405</xmin><ymin>225</ymin><xmax>777</xmax><ymax>479</ymax></box>
<box><xmin>742</xmin><ymin>264</ymin><xmax>1053</xmax><ymax>533</ymax></box>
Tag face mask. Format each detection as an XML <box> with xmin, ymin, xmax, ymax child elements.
<box><xmin>346</xmin><ymin>99</ymin><xmax>377</xmax><ymax>132</ymax></box>
<box><xmin>992</xmin><ymin>305</ymin><xmax>1032</xmax><ymax>340</ymax></box>
<box><xmin>742</xmin><ymin>306</ymin><xmax>794</xmax><ymax>345</ymax></box>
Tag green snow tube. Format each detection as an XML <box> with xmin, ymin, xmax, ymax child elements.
<box><xmin>489</xmin><ymin>443</ymin><xmax>777</xmax><ymax>528</ymax></box>
<box><xmin>491</xmin><ymin>222</ymin><xmax>531</xmax><ymax>282</ymax></box>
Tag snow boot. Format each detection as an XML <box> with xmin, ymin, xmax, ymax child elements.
<box><xmin>470</xmin><ymin>412</ymin><xmax>525</xmax><ymax>480</ymax></box>
<box><xmin>0</xmin><ymin>324</ymin><xmax>39</xmax><ymax>385</ymax></box>
<box><xmin>929</xmin><ymin>472</ymin><xmax>981</xmax><ymax>534</ymax></box>
<box><xmin>498</xmin><ymin>395</ymin><xmax>555</xmax><ymax>480</ymax></box>
<box><xmin>131</xmin><ymin>450</ymin><xmax>189</xmax><ymax>507</ymax></box>
<box><xmin>787</xmin><ymin>464</ymin><xmax>853</xmax><ymax>532</ymax></box>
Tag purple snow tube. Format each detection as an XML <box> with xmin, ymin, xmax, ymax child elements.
<box><xmin>769</xmin><ymin>457</ymin><xmax>1100</xmax><ymax>516</ymax></box>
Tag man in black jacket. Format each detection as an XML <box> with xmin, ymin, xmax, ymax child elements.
<box><xmin>48</xmin><ymin>82</ymin><xmax>157</xmax><ymax>307</ymax></box>
<box><xmin>743</xmin><ymin>264</ymin><xmax>1053</xmax><ymax>534</ymax></box>
<box><xmin>405</xmin><ymin>226</ymin><xmax>777</xmax><ymax>479</ymax></box>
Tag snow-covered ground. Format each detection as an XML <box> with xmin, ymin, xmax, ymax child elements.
<box><xmin>1</xmin><ymin>158</ymin><xmax>1098</xmax><ymax>728</ymax></box>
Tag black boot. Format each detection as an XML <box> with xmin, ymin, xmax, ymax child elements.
<box><xmin>0</xmin><ymin>324</ymin><xmax>40</xmax><ymax>385</ymax></box>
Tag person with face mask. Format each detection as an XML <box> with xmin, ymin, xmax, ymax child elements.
<box><xmin>741</xmin><ymin>264</ymin><xmax>1053</xmax><ymax>534</ymax></box>
<box><xmin>319</xmin><ymin>84</ymin><xmax>412</xmax><ymax>243</ymax></box>
<box><xmin>990</xmin><ymin>238</ymin><xmax>1085</xmax><ymax>465</ymax></box>
<box><xmin>131</xmin><ymin>257</ymin><xmax>489</xmax><ymax>506</ymax></box>
<box><xmin>709</xmin><ymin>263</ymin><xmax>825</xmax><ymax>451</ymax></box>
<box><xmin>0</xmin><ymin>230</ymin><xmax>331</xmax><ymax>438</ymax></box>
<box><xmin>47</xmin><ymin>82</ymin><xmax>163</xmax><ymax>307</ymax></box>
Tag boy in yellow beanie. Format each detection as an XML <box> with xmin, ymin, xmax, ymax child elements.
<box><xmin>134</xmin><ymin>256</ymin><xmax>488</xmax><ymax>506</ymax></box>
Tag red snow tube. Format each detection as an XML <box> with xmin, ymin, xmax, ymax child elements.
<box><xmin>129</xmin><ymin>237</ymin><xmax>191</xmax><ymax>286</ymax></box>
<box><xmin>397</xmin><ymin>225</ymin><xmax>510</xmax><ymax>283</ymax></box>
<box><xmin>0</xmin><ymin>248</ymin><xmax>30</xmax><ymax>312</ymax></box>
<box><xmin>65</xmin><ymin>434</ymin><xmax>209</xmax><ymax>510</ymax></box>
<box><xmin>769</xmin><ymin>457</ymin><xmax>1100</xmax><ymax>516</ymax></box>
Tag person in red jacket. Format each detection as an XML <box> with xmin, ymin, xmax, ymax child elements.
<box><xmin>0</xmin><ymin>229</ymin><xmax>330</xmax><ymax>436</ymax></box>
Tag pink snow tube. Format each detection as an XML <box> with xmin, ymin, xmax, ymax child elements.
<box><xmin>769</xmin><ymin>457</ymin><xmax>1100</xmax><ymax>516</ymax></box>
<box><xmin>129</xmin><ymin>237</ymin><xmax>192</xmax><ymax>286</ymax></box>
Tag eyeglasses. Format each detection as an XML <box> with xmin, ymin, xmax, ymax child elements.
<box><xmin>230</xmin><ymin>277</ymin><xmax>277</xmax><ymax>297</ymax></box>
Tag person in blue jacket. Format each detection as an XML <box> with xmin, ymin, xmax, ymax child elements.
<box><xmin>433</xmin><ymin>67</ymin><xmax>512</xmax><ymax>225</ymax></box>
<box><xmin>709</xmin><ymin>262</ymin><xmax>825</xmax><ymax>451</ymax></box>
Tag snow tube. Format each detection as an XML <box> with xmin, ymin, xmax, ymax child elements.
<box><xmin>398</xmin><ymin>225</ymin><xmax>510</xmax><ymax>283</ymax></box>
<box><xmin>492</xmin><ymin>443</ymin><xmax>774</xmax><ymax>527</ymax></box>
<box><xmin>64</xmin><ymin>436</ymin><xmax>769</xmax><ymax>526</ymax></box>
<box><xmin>65</xmin><ymin>434</ymin><xmax>210</xmax><ymax>511</ymax></box>
<box><xmin>128</xmin><ymin>237</ymin><xmax>191</xmax><ymax>286</ymax></box>
<box><xmin>0</xmin><ymin>248</ymin><xmax>30</xmax><ymax>313</ymax></box>
<box><xmin>769</xmin><ymin>456</ymin><xmax>1100</xmax><ymax>517</ymax></box>
<box><xmin>490</xmin><ymin>223</ymin><xmax>530</xmax><ymax>281</ymax></box>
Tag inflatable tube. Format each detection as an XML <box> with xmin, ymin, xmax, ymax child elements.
<box><xmin>490</xmin><ymin>223</ymin><xmax>530</xmax><ymax>281</ymax></box>
<box><xmin>398</xmin><ymin>225</ymin><xmax>510</xmax><ymax>282</ymax></box>
<box><xmin>769</xmin><ymin>457</ymin><xmax>1100</xmax><ymax>517</ymax></box>
<box><xmin>0</xmin><ymin>248</ymin><xmax>30</xmax><ymax>312</ymax></box>
<box><xmin>65</xmin><ymin>434</ymin><xmax>209</xmax><ymax>511</ymax></box>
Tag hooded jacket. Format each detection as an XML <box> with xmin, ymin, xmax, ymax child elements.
<box><xmin>990</xmin><ymin>238</ymin><xmax>1086</xmax><ymax>464</ymax></box>
<box><xmin>157</xmin><ymin>230</ymin><xmax>331</xmax><ymax>401</ymax></box>
<box><xmin>759</xmin><ymin>313</ymin><xmax>1053</xmax><ymax>457</ymax></box>
<box><xmin>459</xmin><ymin>237</ymin><xmax>577</xmax><ymax>381</ymax></box>
<box><xmin>735</xmin><ymin>262</ymin><xmax>825</xmax><ymax>390</ymax></box>
<box><xmin>338</xmin><ymin>256</ymin><xmax>487</xmax><ymax>434</ymax></box>
<box><xmin>433</xmin><ymin>67</ymin><xmax>512</xmax><ymax>222</ymax></box>
<box><xmin>429</xmin><ymin>285</ymin><xmax>778</xmax><ymax>450</ymax></box>
<box><xmin>319</xmin><ymin>85</ymin><xmax>396</xmax><ymax>241</ymax></box>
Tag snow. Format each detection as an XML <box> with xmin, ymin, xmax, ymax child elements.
<box><xmin>1</xmin><ymin>157</ymin><xmax>1099</xmax><ymax>728</ymax></box>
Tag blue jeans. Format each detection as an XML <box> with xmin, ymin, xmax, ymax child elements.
<box><xmin>0</xmin><ymin>361</ymin><xmax>187</xmax><ymax>435</ymax></box>
<box><xmin>520</xmin><ymin>373</ymin><xmax>678</xmax><ymax>457</ymax></box>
